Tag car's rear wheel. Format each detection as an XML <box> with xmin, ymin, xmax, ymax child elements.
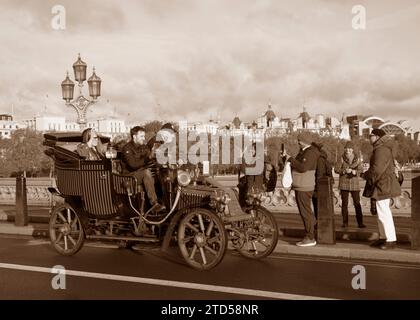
<box><xmin>236</xmin><ymin>206</ymin><xmax>278</xmax><ymax>259</ymax></box>
<box><xmin>178</xmin><ymin>209</ymin><xmax>227</xmax><ymax>270</ymax></box>
<box><xmin>49</xmin><ymin>203</ymin><xmax>85</xmax><ymax>256</ymax></box>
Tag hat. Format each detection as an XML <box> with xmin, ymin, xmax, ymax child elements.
<box><xmin>370</xmin><ymin>129</ymin><xmax>386</xmax><ymax>137</ymax></box>
<box><xmin>297</xmin><ymin>132</ymin><xmax>312</xmax><ymax>145</ymax></box>
<box><xmin>161</xmin><ymin>122</ymin><xmax>176</xmax><ymax>132</ymax></box>
<box><xmin>345</xmin><ymin>141</ymin><xmax>355</xmax><ymax>149</ymax></box>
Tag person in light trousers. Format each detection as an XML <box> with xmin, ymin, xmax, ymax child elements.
<box><xmin>363</xmin><ymin>129</ymin><xmax>401</xmax><ymax>250</ymax></box>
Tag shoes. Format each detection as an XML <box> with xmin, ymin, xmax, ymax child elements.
<box><xmin>370</xmin><ymin>239</ymin><xmax>386</xmax><ymax>247</ymax></box>
<box><xmin>358</xmin><ymin>224</ymin><xmax>367</xmax><ymax>228</ymax></box>
<box><xmin>296</xmin><ymin>237</ymin><xmax>317</xmax><ymax>247</ymax></box>
<box><xmin>379</xmin><ymin>241</ymin><xmax>396</xmax><ymax>250</ymax></box>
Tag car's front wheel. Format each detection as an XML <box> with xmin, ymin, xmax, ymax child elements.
<box><xmin>178</xmin><ymin>209</ymin><xmax>227</xmax><ymax>270</ymax></box>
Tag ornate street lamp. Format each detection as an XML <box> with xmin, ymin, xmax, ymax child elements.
<box><xmin>73</xmin><ymin>54</ymin><xmax>87</xmax><ymax>84</ymax></box>
<box><xmin>61</xmin><ymin>72</ymin><xmax>75</xmax><ymax>103</ymax></box>
<box><xmin>61</xmin><ymin>54</ymin><xmax>101</xmax><ymax>129</ymax></box>
<box><xmin>87</xmin><ymin>67</ymin><xmax>101</xmax><ymax>99</ymax></box>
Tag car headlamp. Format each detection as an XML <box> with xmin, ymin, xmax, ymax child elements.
<box><xmin>177</xmin><ymin>170</ymin><xmax>191</xmax><ymax>187</ymax></box>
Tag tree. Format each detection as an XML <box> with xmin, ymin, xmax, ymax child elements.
<box><xmin>1</xmin><ymin>129</ymin><xmax>53</xmax><ymax>177</ymax></box>
<box><xmin>144</xmin><ymin>120</ymin><xmax>163</xmax><ymax>141</ymax></box>
<box><xmin>394</xmin><ymin>134</ymin><xmax>420</xmax><ymax>164</ymax></box>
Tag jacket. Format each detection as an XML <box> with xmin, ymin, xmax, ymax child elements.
<box><xmin>335</xmin><ymin>152</ymin><xmax>362</xmax><ymax>191</ymax></box>
<box><xmin>311</xmin><ymin>142</ymin><xmax>333</xmax><ymax>196</ymax></box>
<box><xmin>121</xmin><ymin>140</ymin><xmax>151</xmax><ymax>173</ymax></box>
<box><xmin>289</xmin><ymin>145</ymin><xmax>320</xmax><ymax>192</ymax></box>
<box><xmin>76</xmin><ymin>143</ymin><xmax>106</xmax><ymax>160</ymax></box>
<box><xmin>364</xmin><ymin>135</ymin><xmax>401</xmax><ymax>200</ymax></box>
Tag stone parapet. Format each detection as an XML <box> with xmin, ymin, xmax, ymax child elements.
<box><xmin>0</xmin><ymin>178</ymin><xmax>56</xmax><ymax>207</ymax></box>
<box><xmin>215</xmin><ymin>175</ymin><xmax>413</xmax><ymax>215</ymax></box>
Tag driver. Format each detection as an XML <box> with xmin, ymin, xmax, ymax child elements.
<box><xmin>122</xmin><ymin>126</ymin><xmax>165</xmax><ymax>212</ymax></box>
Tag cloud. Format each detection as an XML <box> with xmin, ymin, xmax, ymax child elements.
<box><xmin>0</xmin><ymin>0</ymin><xmax>419</xmax><ymax>130</ymax></box>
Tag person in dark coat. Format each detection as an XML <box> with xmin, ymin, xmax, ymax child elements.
<box><xmin>335</xmin><ymin>141</ymin><xmax>365</xmax><ymax>228</ymax></box>
<box><xmin>122</xmin><ymin>126</ymin><xmax>165</xmax><ymax>212</ymax></box>
<box><xmin>284</xmin><ymin>133</ymin><xmax>320</xmax><ymax>247</ymax></box>
<box><xmin>311</xmin><ymin>142</ymin><xmax>333</xmax><ymax>222</ymax></box>
<box><xmin>363</xmin><ymin>129</ymin><xmax>401</xmax><ymax>250</ymax></box>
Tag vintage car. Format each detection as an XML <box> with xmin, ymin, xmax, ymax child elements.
<box><xmin>43</xmin><ymin>132</ymin><xmax>279</xmax><ymax>270</ymax></box>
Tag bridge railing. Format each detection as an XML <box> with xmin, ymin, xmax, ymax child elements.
<box><xmin>214</xmin><ymin>174</ymin><xmax>414</xmax><ymax>215</ymax></box>
<box><xmin>0</xmin><ymin>177</ymin><xmax>56</xmax><ymax>207</ymax></box>
<box><xmin>0</xmin><ymin>173</ymin><xmax>414</xmax><ymax>214</ymax></box>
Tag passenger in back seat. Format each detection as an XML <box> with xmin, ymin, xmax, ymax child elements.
<box><xmin>77</xmin><ymin>128</ymin><xmax>107</xmax><ymax>160</ymax></box>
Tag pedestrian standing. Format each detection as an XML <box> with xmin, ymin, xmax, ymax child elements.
<box><xmin>311</xmin><ymin>142</ymin><xmax>333</xmax><ymax>222</ymax></box>
<box><xmin>335</xmin><ymin>141</ymin><xmax>366</xmax><ymax>229</ymax></box>
<box><xmin>284</xmin><ymin>133</ymin><xmax>320</xmax><ymax>247</ymax></box>
<box><xmin>363</xmin><ymin>129</ymin><xmax>401</xmax><ymax>250</ymax></box>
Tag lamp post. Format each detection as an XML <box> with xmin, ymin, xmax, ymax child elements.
<box><xmin>61</xmin><ymin>54</ymin><xmax>101</xmax><ymax>130</ymax></box>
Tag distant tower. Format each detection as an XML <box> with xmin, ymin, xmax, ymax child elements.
<box><xmin>264</xmin><ymin>103</ymin><xmax>276</xmax><ymax>128</ymax></box>
<box><xmin>232</xmin><ymin>115</ymin><xmax>241</xmax><ymax>129</ymax></box>
<box><xmin>299</xmin><ymin>106</ymin><xmax>310</xmax><ymax>129</ymax></box>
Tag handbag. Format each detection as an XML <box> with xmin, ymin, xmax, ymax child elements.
<box><xmin>282</xmin><ymin>162</ymin><xmax>292</xmax><ymax>188</ymax></box>
<box><xmin>397</xmin><ymin>171</ymin><xmax>404</xmax><ymax>186</ymax></box>
<box><xmin>394</xmin><ymin>161</ymin><xmax>404</xmax><ymax>185</ymax></box>
<box><xmin>362</xmin><ymin>179</ymin><xmax>374</xmax><ymax>198</ymax></box>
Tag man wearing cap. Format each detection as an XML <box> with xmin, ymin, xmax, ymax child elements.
<box><xmin>284</xmin><ymin>132</ymin><xmax>320</xmax><ymax>247</ymax></box>
<box><xmin>363</xmin><ymin>129</ymin><xmax>401</xmax><ymax>250</ymax></box>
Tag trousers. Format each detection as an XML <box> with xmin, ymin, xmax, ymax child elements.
<box><xmin>295</xmin><ymin>190</ymin><xmax>315</xmax><ymax>240</ymax></box>
<box><xmin>376</xmin><ymin>199</ymin><xmax>397</xmax><ymax>242</ymax></box>
<box><xmin>340</xmin><ymin>190</ymin><xmax>364</xmax><ymax>226</ymax></box>
<box><xmin>130</xmin><ymin>168</ymin><xmax>157</xmax><ymax>204</ymax></box>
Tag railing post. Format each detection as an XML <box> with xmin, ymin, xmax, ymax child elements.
<box><xmin>316</xmin><ymin>176</ymin><xmax>336</xmax><ymax>244</ymax></box>
<box><xmin>15</xmin><ymin>173</ymin><xmax>28</xmax><ymax>226</ymax></box>
<box><xmin>411</xmin><ymin>175</ymin><xmax>420</xmax><ymax>250</ymax></box>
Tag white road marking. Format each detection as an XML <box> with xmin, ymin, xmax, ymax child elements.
<box><xmin>267</xmin><ymin>253</ymin><xmax>420</xmax><ymax>270</ymax></box>
<box><xmin>27</xmin><ymin>240</ymin><xmax>50</xmax><ymax>246</ymax></box>
<box><xmin>0</xmin><ymin>262</ymin><xmax>335</xmax><ymax>300</ymax></box>
<box><xmin>26</xmin><ymin>239</ymin><xmax>120</xmax><ymax>249</ymax></box>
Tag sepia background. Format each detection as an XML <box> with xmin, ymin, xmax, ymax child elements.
<box><xmin>0</xmin><ymin>0</ymin><xmax>419</xmax><ymax>125</ymax></box>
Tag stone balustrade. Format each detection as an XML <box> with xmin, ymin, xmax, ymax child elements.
<box><xmin>260</xmin><ymin>179</ymin><xmax>412</xmax><ymax>214</ymax></box>
<box><xmin>214</xmin><ymin>174</ymin><xmax>414</xmax><ymax>215</ymax></box>
<box><xmin>0</xmin><ymin>178</ymin><xmax>56</xmax><ymax>207</ymax></box>
<box><xmin>0</xmin><ymin>174</ymin><xmax>414</xmax><ymax>215</ymax></box>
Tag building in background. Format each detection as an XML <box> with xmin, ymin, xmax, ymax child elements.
<box><xmin>20</xmin><ymin>115</ymin><xmax>128</xmax><ymax>139</ymax></box>
<box><xmin>0</xmin><ymin>114</ymin><xmax>21</xmax><ymax>139</ymax></box>
<box><xmin>23</xmin><ymin>116</ymin><xmax>66</xmax><ymax>132</ymax></box>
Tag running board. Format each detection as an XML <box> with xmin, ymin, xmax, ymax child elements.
<box><xmin>86</xmin><ymin>234</ymin><xmax>160</xmax><ymax>243</ymax></box>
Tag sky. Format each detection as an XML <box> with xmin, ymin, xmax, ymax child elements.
<box><xmin>1</xmin><ymin>0</ymin><xmax>420</xmax><ymax>130</ymax></box>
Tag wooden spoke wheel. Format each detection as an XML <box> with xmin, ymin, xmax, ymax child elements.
<box><xmin>49</xmin><ymin>203</ymin><xmax>85</xmax><ymax>256</ymax></box>
<box><xmin>178</xmin><ymin>209</ymin><xmax>227</xmax><ymax>270</ymax></box>
<box><xmin>237</xmin><ymin>207</ymin><xmax>278</xmax><ymax>259</ymax></box>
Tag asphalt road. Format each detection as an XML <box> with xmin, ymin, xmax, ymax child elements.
<box><xmin>0</xmin><ymin>235</ymin><xmax>419</xmax><ymax>300</ymax></box>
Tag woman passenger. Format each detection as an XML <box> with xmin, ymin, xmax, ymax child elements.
<box><xmin>77</xmin><ymin>128</ymin><xmax>107</xmax><ymax>160</ymax></box>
